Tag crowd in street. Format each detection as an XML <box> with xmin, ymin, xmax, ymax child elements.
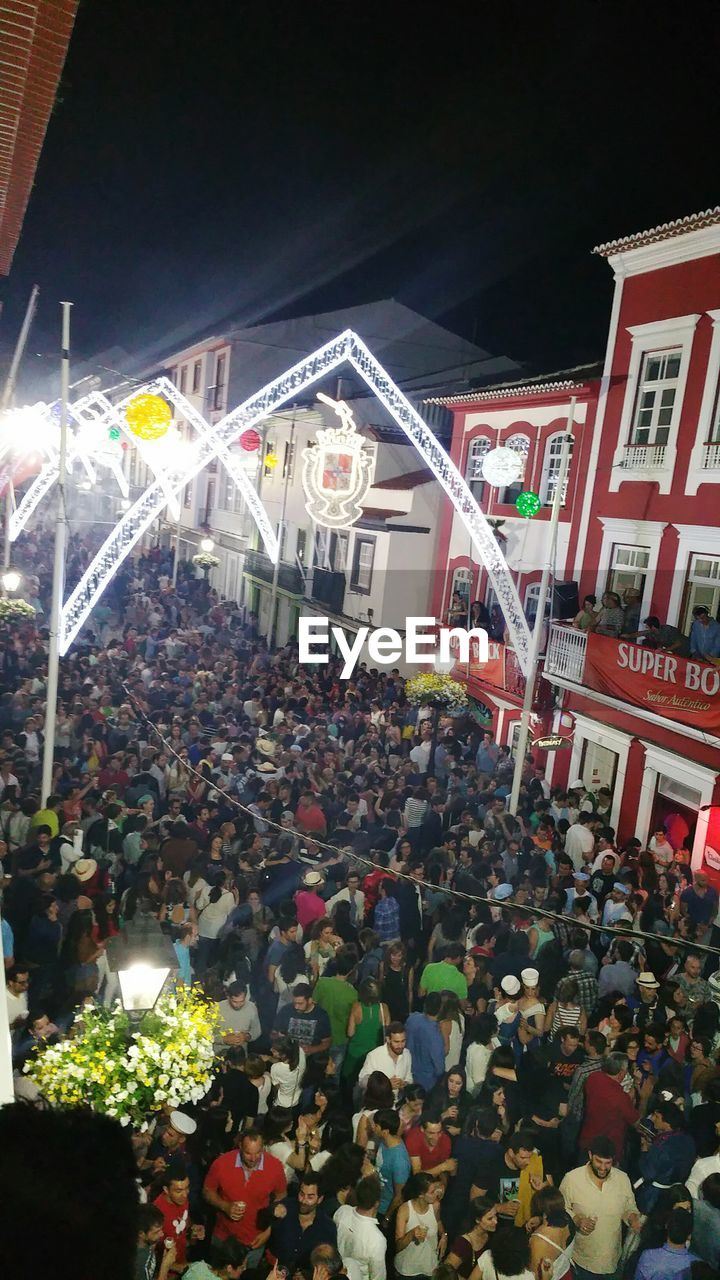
<box><xmin>3</xmin><ymin>528</ymin><xmax>720</xmax><ymax>1280</ymax></box>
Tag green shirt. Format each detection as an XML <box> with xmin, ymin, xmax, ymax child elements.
<box><xmin>183</xmin><ymin>1264</ymin><xmax>216</xmax><ymax>1280</ymax></box>
<box><xmin>419</xmin><ymin>961</ymin><xmax>468</xmax><ymax>999</ymax></box>
<box><xmin>313</xmin><ymin>976</ymin><xmax>358</xmax><ymax>1046</ymax></box>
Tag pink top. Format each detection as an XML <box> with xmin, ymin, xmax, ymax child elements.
<box><xmin>294</xmin><ymin>889</ymin><xmax>327</xmax><ymax>931</ymax></box>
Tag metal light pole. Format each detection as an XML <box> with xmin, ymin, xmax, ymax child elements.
<box><xmin>41</xmin><ymin>302</ymin><xmax>72</xmax><ymax>805</ymax></box>
<box><xmin>267</xmin><ymin>418</ymin><xmax>295</xmax><ymax>650</ymax></box>
<box><xmin>509</xmin><ymin>398</ymin><xmax>576</xmax><ymax>815</ymax></box>
<box><xmin>171</xmin><ymin>503</ymin><xmax>183</xmax><ymax>586</ymax></box>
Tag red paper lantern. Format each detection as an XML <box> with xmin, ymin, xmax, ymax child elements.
<box><xmin>240</xmin><ymin>429</ymin><xmax>261</xmax><ymax>452</ymax></box>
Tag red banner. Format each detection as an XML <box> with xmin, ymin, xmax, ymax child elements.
<box><xmin>585</xmin><ymin>634</ymin><xmax>720</xmax><ymax>733</ymax></box>
<box><xmin>451</xmin><ymin>637</ymin><xmax>506</xmax><ymax>690</ymax></box>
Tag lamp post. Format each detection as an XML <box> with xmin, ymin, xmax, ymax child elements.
<box><xmin>267</xmin><ymin>417</ymin><xmax>295</xmax><ymax>650</ymax></box>
<box><xmin>509</xmin><ymin>399</ymin><xmax>576</xmax><ymax>815</ymax></box>
<box><xmin>41</xmin><ymin>302</ymin><xmax>72</xmax><ymax>805</ymax></box>
<box><xmin>106</xmin><ymin>917</ymin><xmax>179</xmax><ymax>1022</ymax></box>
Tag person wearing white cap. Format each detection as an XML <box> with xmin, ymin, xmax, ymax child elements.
<box><xmin>518</xmin><ymin>968</ymin><xmax>545</xmax><ymax>1043</ymax></box>
<box><xmin>494</xmin><ymin>975</ymin><xmax>523</xmax><ymax>1062</ymax></box>
<box><xmin>601</xmin><ymin>882</ymin><xmax>633</xmax><ymax>935</ymax></box>
<box><xmin>141</xmin><ymin>1110</ymin><xmax>197</xmax><ymax>1177</ymax></box>
<box><xmin>562</xmin><ymin>870</ymin><xmax>599</xmax><ymax>921</ymax></box>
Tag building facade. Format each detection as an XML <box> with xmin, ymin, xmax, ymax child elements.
<box><xmin>436</xmin><ymin>209</ymin><xmax>720</xmax><ymax>869</ymax></box>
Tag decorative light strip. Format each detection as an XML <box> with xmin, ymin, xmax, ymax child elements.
<box><xmin>59</xmin><ymin>330</ymin><xmax>531</xmax><ymax>673</ymax></box>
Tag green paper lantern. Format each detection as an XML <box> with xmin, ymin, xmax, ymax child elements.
<box><xmin>108</xmin><ymin>426</ymin><xmax>121</xmax><ymax>441</ymax></box>
<box><xmin>515</xmin><ymin>490</ymin><xmax>541</xmax><ymax>518</ymax></box>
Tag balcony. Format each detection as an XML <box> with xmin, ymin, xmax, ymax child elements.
<box><xmin>620</xmin><ymin>442</ymin><xmax>667</xmax><ymax>470</ymax></box>
<box><xmin>702</xmin><ymin>442</ymin><xmax>720</xmax><ymax>471</ymax></box>
<box><xmin>453</xmin><ymin>641</ymin><xmax>553</xmax><ymax>711</ymax></box>
<box><xmin>544</xmin><ymin>623</ymin><xmax>720</xmax><ymax>738</ymax></box>
<box><xmin>545</xmin><ymin>623</ymin><xmax>588</xmax><ymax>683</ymax></box>
<box><xmin>244</xmin><ymin>548</ymin><xmax>304</xmax><ymax>595</ymax></box>
<box><xmin>310</xmin><ymin>567</ymin><xmax>346</xmax><ymax>614</ymax></box>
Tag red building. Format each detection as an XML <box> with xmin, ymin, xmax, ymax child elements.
<box><xmin>428</xmin><ymin>366</ymin><xmax>601</xmax><ymax>749</ymax></box>
<box><xmin>433</xmin><ymin>208</ymin><xmax>720</xmax><ymax>869</ymax></box>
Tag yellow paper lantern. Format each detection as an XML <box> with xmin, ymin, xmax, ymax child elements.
<box><xmin>125</xmin><ymin>394</ymin><xmax>172</xmax><ymax>441</ymax></box>
<box><xmin>264</xmin><ymin>452</ymin><xmax>279</xmax><ymax>469</ymax></box>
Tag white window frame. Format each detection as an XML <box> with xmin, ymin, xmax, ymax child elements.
<box><xmin>464</xmin><ymin>435</ymin><xmax>491</xmax><ymax>500</ymax></box>
<box><xmin>608</xmin><ymin>543</ymin><xmax>651</xmax><ymax>596</ymax></box>
<box><xmin>635</xmin><ymin>740</ymin><xmax>716</xmax><ymax>869</ymax></box>
<box><xmin>566</xmin><ymin>713</ymin><xmax>631</xmax><ymax>833</ymax></box>
<box><xmin>665</xmin><ymin>524</ymin><xmax>720</xmax><ymax>628</ymax></box>
<box><xmin>539</xmin><ymin>431</ymin><xmax>573</xmax><ymax>505</ymax></box>
<box><xmin>686</xmin><ymin>309</ymin><xmax>720</xmax><ymax>493</ymax></box>
<box><xmin>629</xmin><ymin>348</ymin><xmax>682</xmax><ymax>447</ymax></box>
<box><xmin>498</xmin><ymin>433</ymin><xmax>530</xmax><ymax>505</ymax></box>
<box><xmin>350</xmin><ymin>535</ymin><xmax>375</xmax><ymax>594</ymax></box>
<box><xmin>609</xmin><ymin>313</ymin><xmax>699</xmax><ymax>494</ymax></box>
<box><xmin>595</xmin><ymin>516</ymin><xmax>667</xmax><ymax>624</ymax></box>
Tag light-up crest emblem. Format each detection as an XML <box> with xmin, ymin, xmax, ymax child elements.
<box><xmin>302</xmin><ymin>393</ymin><xmax>375</xmax><ymax>528</ymax></box>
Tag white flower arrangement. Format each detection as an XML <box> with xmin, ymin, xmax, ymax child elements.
<box><xmin>25</xmin><ymin>986</ymin><xmax>220</xmax><ymax>1129</ymax></box>
<box><xmin>192</xmin><ymin>552</ymin><xmax>220</xmax><ymax>570</ymax></box>
<box><xmin>0</xmin><ymin>597</ymin><xmax>35</xmax><ymax>621</ymax></box>
<box><xmin>405</xmin><ymin>671</ymin><xmax>468</xmax><ymax>711</ymax></box>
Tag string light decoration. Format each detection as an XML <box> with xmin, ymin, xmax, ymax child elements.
<box><xmin>515</xmin><ymin>490</ymin><xmax>542</xmax><ymax>517</ymax></box>
<box><xmin>58</xmin><ymin>331</ymin><xmax>531</xmax><ymax>669</ymax></box>
<box><xmin>240</xmin><ymin>428</ymin><xmax>261</xmax><ymax>451</ymax></box>
<box><xmin>108</xmin><ymin>426</ymin><xmax>121</xmax><ymax>441</ymax></box>
<box><xmin>124</xmin><ymin>393</ymin><xmax>172</xmax><ymax>441</ymax></box>
<box><xmin>481</xmin><ymin>445</ymin><xmax>525</xmax><ymax>487</ymax></box>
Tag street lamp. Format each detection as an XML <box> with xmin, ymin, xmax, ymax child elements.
<box><xmin>106</xmin><ymin>919</ymin><xmax>178</xmax><ymax>1019</ymax></box>
<box><xmin>200</xmin><ymin>536</ymin><xmax>214</xmax><ymax>553</ymax></box>
<box><xmin>1</xmin><ymin>568</ymin><xmax>20</xmax><ymax>594</ymax></box>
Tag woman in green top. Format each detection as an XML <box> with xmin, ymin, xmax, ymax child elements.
<box><xmin>342</xmin><ymin>978</ymin><xmax>390</xmax><ymax>1086</ymax></box>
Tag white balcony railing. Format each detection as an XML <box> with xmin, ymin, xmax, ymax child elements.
<box><xmin>702</xmin><ymin>441</ymin><xmax>720</xmax><ymax>470</ymax></box>
<box><xmin>545</xmin><ymin>623</ymin><xmax>587</xmax><ymax>683</ymax></box>
<box><xmin>620</xmin><ymin>443</ymin><xmax>668</xmax><ymax>470</ymax></box>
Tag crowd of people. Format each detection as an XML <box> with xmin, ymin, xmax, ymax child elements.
<box><xmin>3</xmin><ymin>528</ymin><xmax>720</xmax><ymax>1280</ymax></box>
<box><xmin>571</xmin><ymin>586</ymin><xmax>720</xmax><ymax>661</ymax></box>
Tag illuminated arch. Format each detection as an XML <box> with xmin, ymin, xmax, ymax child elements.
<box><xmin>59</xmin><ymin>330</ymin><xmax>532</xmax><ymax>669</ymax></box>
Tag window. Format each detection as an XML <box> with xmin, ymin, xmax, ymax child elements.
<box><xmin>540</xmin><ymin>433</ymin><xmax>573</xmax><ymax>505</ymax></box>
<box><xmin>296</xmin><ymin>528</ymin><xmax>307</xmax><ymax>562</ymax></box>
<box><xmin>329</xmin><ymin>531</ymin><xmax>349</xmax><ymax>571</ymax></box>
<box><xmin>630</xmin><ymin>349</ymin><xmax>682</xmax><ymax>446</ymax></box>
<box><xmin>350</xmin><ymin>536</ymin><xmax>375</xmax><ymax>593</ymax></box>
<box><xmin>184</xmin><ymin>481</ymin><xmax>193</xmax><ymax>509</ymax></box>
<box><xmin>205</xmin><ymin>480</ymin><xmax>215</xmax><ymax>520</ymax></box>
<box><xmin>498</xmin><ymin>434</ymin><xmax>530</xmax><ymax>505</ymax></box>
<box><xmin>579</xmin><ymin>740</ymin><xmax>619</xmax><ymax>792</ymax></box>
<box><xmin>283</xmin><ymin>439</ymin><xmax>295</xmax><ymax>481</ymax></box>
<box><xmin>213</xmin><ymin>353</ymin><xmax>227</xmax><ymax>411</ymax></box>
<box><xmin>192</xmin><ymin>360</ymin><xmax>202</xmax><ymax>393</ymax></box>
<box><xmin>608</xmin><ymin>544</ymin><xmax>650</xmax><ymax>597</ymax></box>
<box><xmin>465</xmin><ymin>436</ymin><xmax>491</xmax><ymax>500</ymax></box>
<box><xmin>708</xmin><ymin>381</ymin><xmax>720</xmax><ymax>446</ymax></box>
<box><xmin>449</xmin><ymin>567</ymin><xmax>472</xmax><ymax>615</ymax></box>
<box><xmin>179</xmin><ymin>366</ymin><xmax>188</xmax><ymax>395</ymax></box>
<box><xmin>681</xmin><ymin>553</ymin><xmax>720</xmax><ymax>631</ymax></box>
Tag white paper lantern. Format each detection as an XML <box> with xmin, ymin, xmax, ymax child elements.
<box><xmin>481</xmin><ymin>446</ymin><xmax>525</xmax><ymax>487</ymax></box>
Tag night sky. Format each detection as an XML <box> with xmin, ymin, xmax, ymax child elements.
<box><xmin>2</xmin><ymin>2</ymin><xmax>719</xmax><ymax>383</ymax></box>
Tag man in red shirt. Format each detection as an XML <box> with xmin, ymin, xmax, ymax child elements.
<box><xmin>153</xmin><ymin>1164</ymin><xmax>194</xmax><ymax>1271</ymax></box>
<box><xmin>405</xmin><ymin>1113</ymin><xmax>457</xmax><ymax>1179</ymax></box>
<box><xmin>203</xmin><ymin>1130</ymin><xmax>286</xmax><ymax>1263</ymax></box>
<box><xmin>579</xmin><ymin>1052</ymin><xmax>643</xmax><ymax>1161</ymax></box>
<box><xmin>295</xmin><ymin>791</ymin><xmax>327</xmax><ymax>836</ymax></box>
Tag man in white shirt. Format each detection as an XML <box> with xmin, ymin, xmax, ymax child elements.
<box><xmin>326</xmin><ymin>871</ymin><xmax>365</xmax><ymax>926</ymax></box>
<box><xmin>6</xmin><ymin>964</ymin><xmax>29</xmax><ymax>1029</ymax></box>
<box><xmin>335</xmin><ymin>1174</ymin><xmax>386</xmax><ymax>1280</ymax></box>
<box><xmin>649</xmin><ymin>830</ymin><xmax>675</xmax><ymax>870</ymax></box>
<box><xmin>565</xmin><ymin>814</ymin><xmax>595</xmax><ymax>871</ymax></box>
<box><xmin>687</xmin><ymin>1135</ymin><xmax>720</xmax><ymax>1199</ymax></box>
<box><xmin>358</xmin><ymin>1025</ymin><xmax>413</xmax><ymax>1096</ymax></box>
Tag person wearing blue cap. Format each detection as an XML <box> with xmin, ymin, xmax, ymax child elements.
<box><xmin>601</xmin><ymin>882</ymin><xmax>633</xmax><ymax>938</ymax></box>
<box><xmin>562</xmin><ymin>870</ymin><xmax>599</xmax><ymax>921</ymax></box>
